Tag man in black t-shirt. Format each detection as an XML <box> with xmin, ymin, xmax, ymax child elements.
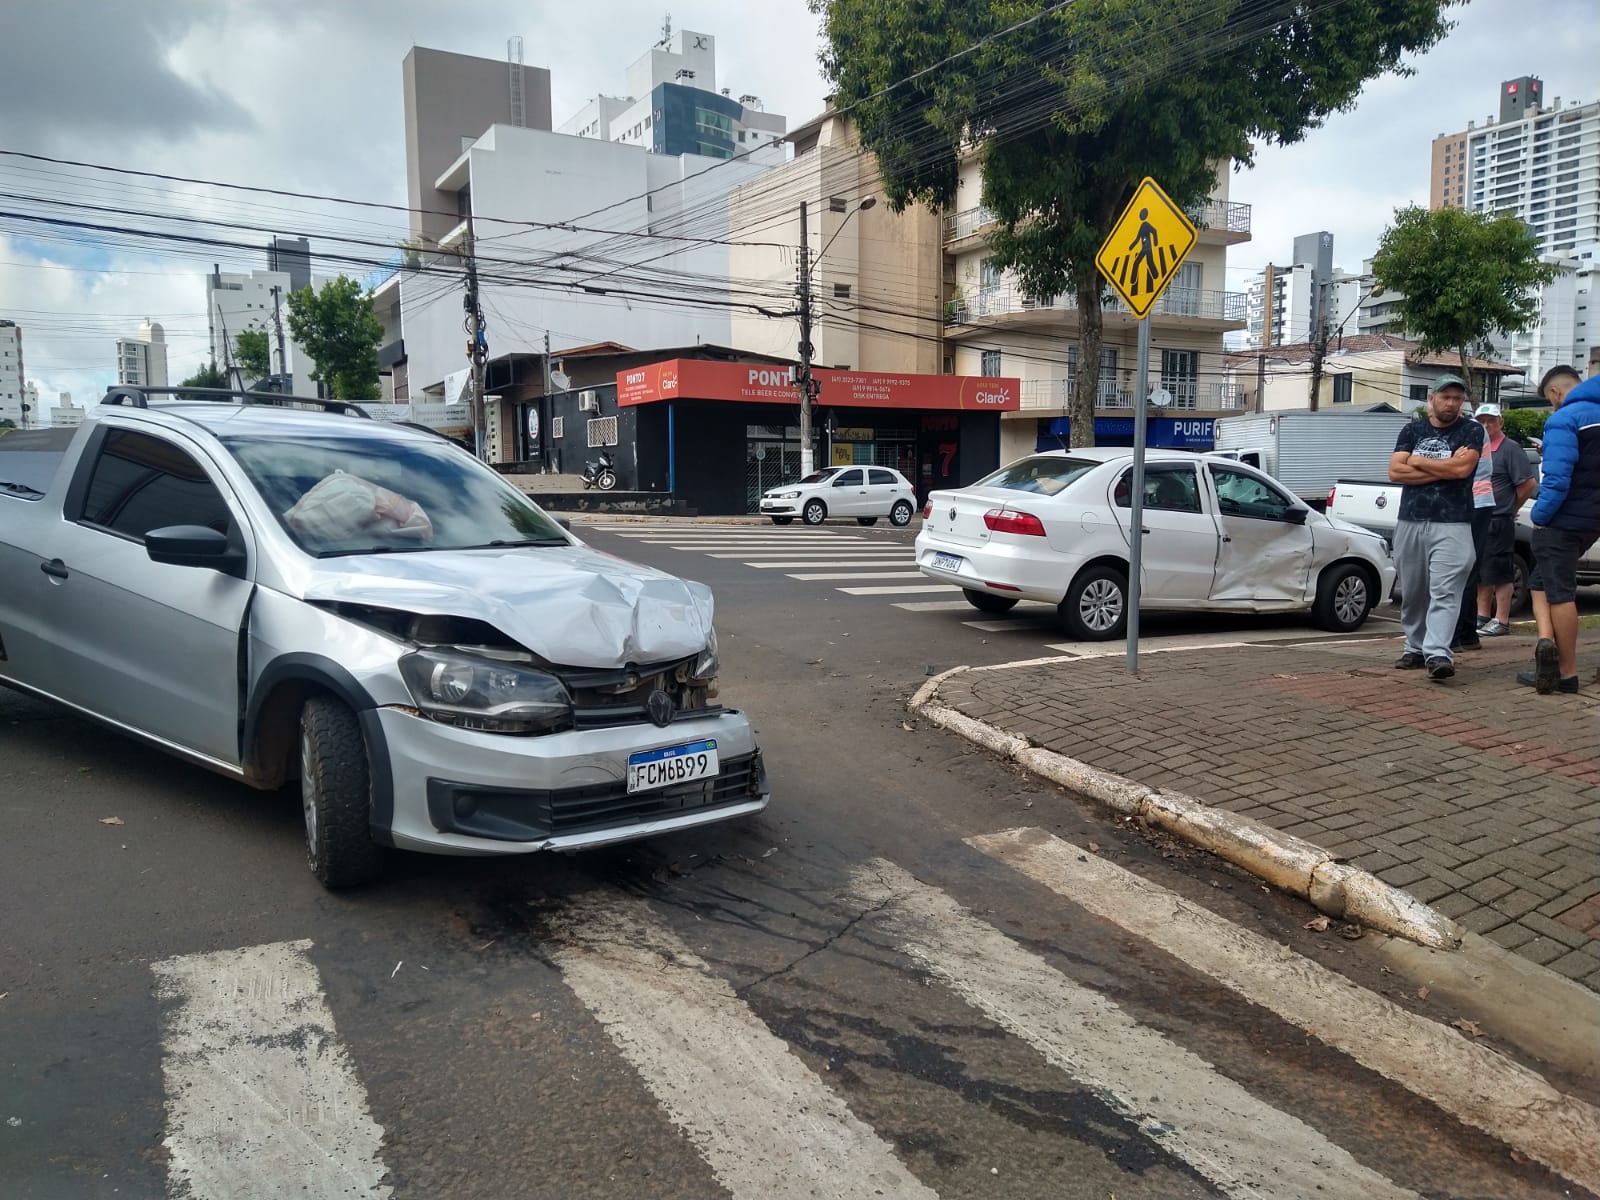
<box><xmin>1388</xmin><ymin>375</ymin><xmax>1486</xmax><ymax>681</ymax></box>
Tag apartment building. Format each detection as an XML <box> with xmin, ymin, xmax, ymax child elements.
<box><xmin>0</xmin><ymin>320</ymin><xmax>24</xmax><ymax>426</ymax></box>
<box><xmin>116</xmin><ymin>319</ymin><xmax>170</xmax><ymax>388</ymax></box>
<box><xmin>943</xmin><ymin>163</ymin><xmax>1251</xmax><ymax>462</ymax></box>
<box><xmin>1243</xmin><ymin>233</ymin><xmax>1366</xmax><ymax>350</ymax></box>
<box><xmin>1431</xmin><ymin>76</ymin><xmax>1599</xmax><ymax>257</ymax></box>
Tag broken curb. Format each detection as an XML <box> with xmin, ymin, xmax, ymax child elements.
<box><xmin>910</xmin><ymin>671</ymin><xmax>1463</xmax><ymax>951</ymax></box>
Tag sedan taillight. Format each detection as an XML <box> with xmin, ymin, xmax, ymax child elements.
<box><xmin>983</xmin><ymin>507</ymin><xmax>1046</xmax><ymax>537</ymax></box>
<box><xmin>921</xmin><ymin>501</ymin><xmax>933</xmax><ymax>520</ymax></box>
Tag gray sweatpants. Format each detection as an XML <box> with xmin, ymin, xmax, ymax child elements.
<box><xmin>1393</xmin><ymin>520</ymin><xmax>1476</xmax><ymax>661</ymax></box>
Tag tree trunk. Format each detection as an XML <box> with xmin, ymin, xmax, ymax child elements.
<box><xmin>1457</xmin><ymin>345</ymin><xmax>1475</xmax><ymax>406</ymax></box>
<box><xmin>1071</xmin><ymin>271</ymin><xmax>1103</xmax><ymax>448</ymax></box>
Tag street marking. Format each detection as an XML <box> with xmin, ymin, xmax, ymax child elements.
<box><xmin>709</xmin><ymin>549</ymin><xmax>909</xmax><ymax>559</ymax></box>
<box><xmin>848</xmin><ymin>860</ymin><xmax>1419</xmax><ymax>1200</ymax></box>
<box><xmin>630</xmin><ymin>538</ymin><xmax>868</xmax><ymax>546</ymax></box>
<box><xmin>151</xmin><ymin>940</ymin><xmax>390</xmax><ymax>1200</ymax></box>
<box><xmin>892</xmin><ymin>600</ymin><xmax>973</xmax><ymax>612</ymax></box>
<box><xmin>787</xmin><ymin>571</ymin><xmax>927</xmax><ymax>581</ymax></box>
<box><xmin>961</xmin><ymin>618</ymin><xmax>1055</xmax><ymax>633</ymax></box>
<box><xmin>838</xmin><ymin>584</ymin><xmax>959</xmax><ymax>596</ymax></box>
<box><xmin>549</xmin><ymin>892</ymin><xmax>937</xmax><ymax>1200</ymax></box>
<box><xmin>745</xmin><ymin>563</ymin><xmax>915</xmax><ymax>569</ymax></box>
<box><xmin>968</xmin><ymin>828</ymin><xmax>1600</xmax><ymax>1193</ymax></box>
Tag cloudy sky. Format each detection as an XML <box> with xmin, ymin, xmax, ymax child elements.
<box><xmin>0</xmin><ymin>0</ymin><xmax>1594</xmax><ymax>409</ymax></box>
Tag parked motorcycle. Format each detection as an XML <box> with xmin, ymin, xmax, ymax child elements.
<box><xmin>581</xmin><ymin>449</ymin><xmax>618</xmax><ymax>491</ymax></box>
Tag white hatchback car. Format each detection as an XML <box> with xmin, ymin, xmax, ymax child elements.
<box><xmin>915</xmin><ymin>448</ymin><xmax>1395</xmax><ymax>639</ymax></box>
<box><xmin>759</xmin><ymin>465</ymin><xmax>918</xmax><ymax>527</ymax></box>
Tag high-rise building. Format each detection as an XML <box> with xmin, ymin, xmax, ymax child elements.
<box><xmin>268</xmin><ymin>236</ymin><xmax>313</xmax><ymax>294</ymax></box>
<box><xmin>116</xmin><ymin>318</ymin><xmax>170</xmax><ymax>388</ymax></box>
<box><xmin>0</xmin><ymin>319</ymin><xmax>24</xmax><ymax>427</ymax></box>
<box><xmin>1488</xmin><ymin>246</ymin><xmax>1599</xmax><ymax>384</ymax></box>
<box><xmin>1243</xmin><ymin>233</ymin><xmax>1365</xmax><ymax>349</ymax></box>
<box><xmin>1430</xmin><ymin>77</ymin><xmax>1600</xmax><ymax>257</ymax></box>
<box><xmin>557</xmin><ymin>25</ymin><xmax>786</xmax><ymax>161</ymax></box>
<box><xmin>48</xmin><ymin>391</ymin><xmax>84</xmax><ymax>428</ymax></box>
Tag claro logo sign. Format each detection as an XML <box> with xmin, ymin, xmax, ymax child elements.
<box><xmin>973</xmin><ymin>389</ymin><xmax>1013</xmax><ymax>406</ymax></box>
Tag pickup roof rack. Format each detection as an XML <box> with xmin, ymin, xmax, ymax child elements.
<box><xmin>100</xmin><ymin>385</ymin><xmax>373</xmax><ymax>419</ymax></box>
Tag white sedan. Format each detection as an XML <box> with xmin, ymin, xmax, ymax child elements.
<box><xmin>759</xmin><ymin>465</ymin><xmax>917</xmax><ymax>527</ymax></box>
<box><xmin>915</xmin><ymin>448</ymin><xmax>1395</xmax><ymax>639</ymax></box>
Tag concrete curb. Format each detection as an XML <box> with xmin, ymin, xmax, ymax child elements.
<box><xmin>910</xmin><ymin>678</ymin><xmax>1463</xmax><ymax>951</ymax></box>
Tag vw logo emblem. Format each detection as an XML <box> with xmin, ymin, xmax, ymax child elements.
<box><xmin>646</xmin><ymin>689</ymin><xmax>674</xmax><ymax>728</ymax></box>
<box><xmin>948</xmin><ymin>508</ymin><xmax>957</xmax><ymax>522</ymax></box>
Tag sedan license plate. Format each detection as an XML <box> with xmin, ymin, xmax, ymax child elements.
<box><xmin>627</xmin><ymin>740</ymin><xmax>719</xmax><ymax>794</ymax></box>
<box><xmin>931</xmin><ymin>552</ymin><xmax>963</xmax><ymax>573</ymax></box>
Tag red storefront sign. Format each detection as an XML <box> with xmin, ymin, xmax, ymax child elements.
<box><xmin>616</xmin><ymin>359</ymin><xmax>1020</xmax><ymax>411</ymax></box>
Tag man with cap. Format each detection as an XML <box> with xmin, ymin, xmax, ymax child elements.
<box><xmin>1519</xmin><ymin>365</ymin><xmax>1600</xmax><ymax>693</ymax></box>
<box><xmin>1471</xmin><ymin>401</ymin><xmax>1537</xmax><ymax>636</ymax></box>
<box><xmin>1388</xmin><ymin>374</ymin><xmax>1486</xmax><ymax>681</ymax></box>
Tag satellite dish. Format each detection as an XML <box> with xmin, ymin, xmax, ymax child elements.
<box><xmin>1150</xmin><ymin>387</ymin><xmax>1173</xmax><ymax>409</ymax></box>
<box><xmin>551</xmin><ymin>368</ymin><xmax>572</xmax><ymax>391</ymax></box>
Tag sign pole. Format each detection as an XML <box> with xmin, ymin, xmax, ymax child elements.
<box><xmin>1127</xmin><ymin>314</ymin><xmax>1150</xmax><ymax>675</ymax></box>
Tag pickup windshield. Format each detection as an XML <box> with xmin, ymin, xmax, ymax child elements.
<box><xmin>221</xmin><ymin>431</ymin><xmax>570</xmax><ymax>556</ymax></box>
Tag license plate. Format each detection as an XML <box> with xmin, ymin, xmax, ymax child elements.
<box><xmin>627</xmin><ymin>740</ymin><xmax>719</xmax><ymax>794</ymax></box>
<box><xmin>932</xmin><ymin>552</ymin><xmax>963</xmax><ymax>572</ymax></box>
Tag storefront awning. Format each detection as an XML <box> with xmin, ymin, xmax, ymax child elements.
<box><xmin>617</xmin><ymin>358</ymin><xmax>1020</xmax><ymax>411</ymax></box>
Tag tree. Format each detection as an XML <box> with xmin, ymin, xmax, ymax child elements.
<box><xmin>285</xmin><ymin>275</ymin><xmax>384</xmax><ymax>400</ymax></box>
<box><xmin>1370</xmin><ymin>206</ymin><xmax>1559</xmax><ymax>402</ymax></box>
<box><xmin>234</xmin><ymin>328</ymin><xmax>272</xmax><ymax>380</ymax></box>
<box><xmin>178</xmin><ymin>362</ymin><xmax>229</xmax><ymax>390</ymax></box>
<box><xmin>811</xmin><ymin>0</ymin><xmax>1456</xmax><ymax>445</ymax></box>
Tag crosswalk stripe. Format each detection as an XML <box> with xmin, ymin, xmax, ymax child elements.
<box><xmin>548</xmin><ymin>892</ymin><xmax>938</xmax><ymax>1200</ymax></box>
<box><xmin>151</xmin><ymin>941</ymin><xmax>390</xmax><ymax>1200</ymax></box>
<box><xmin>709</xmin><ymin>549</ymin><xmax>909</xmax><ymax>559</ymax></box>
<box><xmin>787</xmin><ymin>571</ymin><xmax>927</xmax><ymax>581</ymax></box>
<box><xmin>961</xmin><ymin>617</ymin><xmax>1054</xmax><ymax>633</ymax></box>
<box><xmin>848</xmin><ymin>860</ymin><xmax>1420</xmax><ymax>1200</ymax></box>
<box><xmin>747</xmin><ymin>559</ymin><xmax>914</xmax><ymax>568</ymax></box>
<box><xmin>968</xmin><ymin>828</ymin><xmax>1600</xmax><ymax>1192</ymax></box>
<box><xmin>892</xmin><ymin>599</ymin><xmax>973</xmax><ymax>611</ymax></box>
<box><xmin>838</xmin><ymin>584</ymin><xmax>958</xmax><ymax>595</ymax></box>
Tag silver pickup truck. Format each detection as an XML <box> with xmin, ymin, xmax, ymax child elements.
<box><xmin>0</xmin><ymin>388</ymin><xmax>768</xmax><ymax>887</ymax></box>
<box><xmin>1328</xmin><ymin>475</ymin><xmax>1600</xmax><ymax>612</ymax></box>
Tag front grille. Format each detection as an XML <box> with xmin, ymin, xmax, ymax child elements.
<box><xmin>426</xmin><ymin>753</ymin><xmax>764</xmax><ymax>842</ymax></box>
<box><xmin>559</xmin><ymin>656</ymin><xmax>717</xmax><ymax>730</ymax></box>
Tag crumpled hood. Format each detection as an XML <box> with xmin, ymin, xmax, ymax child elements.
<box><xmin>297</xmin><ymin>544</ymin><xmax>715</xmax><ymax>668</ymax></box>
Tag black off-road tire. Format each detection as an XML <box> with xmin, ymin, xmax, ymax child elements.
<box><xmin>300</xmin><ymin>696</ymin><xmax>383</xmax><ymax>889</ymax></box>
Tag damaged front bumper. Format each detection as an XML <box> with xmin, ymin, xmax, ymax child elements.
<box><xmin>374</xmin><ymin>705</ymin><xmax>769</xmax><ymax>855</ymax></box>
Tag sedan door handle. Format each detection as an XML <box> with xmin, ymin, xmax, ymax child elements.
<box><xmin>1221</xmin><ymin>535</ymin><xmax>1232</xmax><ymax>543</ymax></box>
<box><xmin>1141</xmin><ymin>528</ymin><xmax>1151</xmax><ymax>536</ymax></box>
<box><xmin>40</xmin><ymin>558</ymin><xmax>68</xmax><ymax>579</ymax></box>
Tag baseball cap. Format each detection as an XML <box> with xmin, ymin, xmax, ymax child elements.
<box><xmin>1431</xmin><ymin>373</ymin><xmax>1469</xmax><ymax>394</ymax></box>
<box><xmin>1475</xmin><ymin>402</ymin><xmax>1502</xmax><ymax>419</ymax></box>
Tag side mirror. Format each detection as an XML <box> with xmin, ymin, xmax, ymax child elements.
<box><xmin>1285</xmin><ymin>507</ymin><xmax>1309</xmax><ymax>526</ymax></box>
<box><xmin>146</xmin><ymin>525</ymin><xmax>246</xmax><ymax>573</ymax></box>
<box><xmin>554</xmin><ymin>516</ymin><xmax>572</xmax><ymax>531</ymax></box>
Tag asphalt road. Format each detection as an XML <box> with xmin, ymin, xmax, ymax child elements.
<box><xmin>2</xmin><ymin>516</ymin><xmax>1595</xmax><ymax>1199</ymax></box>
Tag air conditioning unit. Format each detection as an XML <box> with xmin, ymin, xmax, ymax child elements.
<box><xmin>578</xmin><ymin>390</ymin><xmax>600</xmax><ymax>413</ymax></box>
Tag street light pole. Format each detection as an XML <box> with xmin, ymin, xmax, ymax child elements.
<box><xmin>796</xmin><ymin>196</ymin><xmax>874</xmax><ymax>477</ymax></box>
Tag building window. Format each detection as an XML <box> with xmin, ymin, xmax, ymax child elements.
<box><xmin>941</xmin><ymin>355</ymin><xmax>954</xmax><ymax>374</ymax></box>
<box><xmin>551</xmin><ymin>416</ymin><xmax>564</xmax><ymax>440</ymax></box>
<box><xmin>979</xmin><ymin>258</ymin><xmax>1002</xmax><ymax>290</ymax></box>
<box><xmin>833</xmin><ymin>283</ymin><xmax>851</xmax><ymax>299</ymax></box>
<box><xmin>1408</xmin><ymin>384</ymin><xmax>1428</xmax><ymax>405</ymax></box>
<box><xmin>829</xmin><ymin>197</ymin><xmax>847</xmax><ymax>213</ymax></box>
<box><xmin>587</xmin><ymin>416</ymin><xmax>618</xmax><ymax>448</ymax></box>
<box><xmin>980</xmin><ymin>350</ymin><xmax>1001</xmax><ymax>377</ymax></box>
<box><xmin>1332</xmin><ymin>374</ymin><xmax>1353</xmax><ymax>404</ymax></box>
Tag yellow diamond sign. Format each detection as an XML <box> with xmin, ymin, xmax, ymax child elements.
<box><xmin>1096</xmin><ymin>177</ymin><xmax>1199</xmax><ymax>318</ymax></box>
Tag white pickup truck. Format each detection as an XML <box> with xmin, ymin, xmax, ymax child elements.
<box><xmin>1328</xmin><ymin>474</ymin><xmax>1600</xmax><ymax>612</ymax></box>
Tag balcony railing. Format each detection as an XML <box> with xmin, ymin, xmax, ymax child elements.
<box><xmin>1018</xmin><ymin>378</ymin><xmax>1246</xmax><ymax>412</ymax></box>
<box><xmin>948</xmin><ymin>282</ymin><xmax>1247</xmax><ymax>325</ymax></box>
<box><xmin>1188</xmin><ymin>199</ymin><xmax>1252</xmax><ymax>235</ymax></box>
<box><xmin>942</xmin><ymin>205</ymin><xmax>996</xmax><ymax>242</ymax></box>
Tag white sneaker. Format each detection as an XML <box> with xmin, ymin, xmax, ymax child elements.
<box><xmin>1480</xmin><ymin>619</ymin><xmax>1511</xmax><ymax>636</ymax></box>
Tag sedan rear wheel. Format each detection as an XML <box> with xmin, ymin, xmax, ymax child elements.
<box><xmin>1060</xmin><ymin>565</ymin><xmax>1127</xmax><ymax>641</ymax></box>
<box><xmin>964</xmin><ymin>589</ymin><xmax>1018</xmax><ymax>614</ymax></box>
<box><xmin>1312</xmin><ymin>562</ymin><xmax>1374</xmax><ymax>632</ymax></box>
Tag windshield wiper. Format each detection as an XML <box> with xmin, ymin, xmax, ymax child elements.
<box><xmin>0</xmin><ymin>480</ymin><xmax>44</xmax><ymax>497</ymax></box>
<box><xmin>459</xmin><ymin>538</ymin><xmax>571</xmax><ymax>549</ymax></box>
<box><xmin>313</xmin><ymin>545</ymin><xmax>433</xmax><ymax>558</ymax></box>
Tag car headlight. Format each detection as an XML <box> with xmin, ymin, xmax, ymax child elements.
<box><xmin>769</xmin><ymin>490</ymin><xmax>801</xmax><ymax>499</ymax></box>
<box><xmin>398</xmin><ymin>649</ymin><xmax>573</xmax><ymax>735</ymax></box>
<box><xmin>687</xmin><ymin>626</ymin><xmax>719</xmax><ymax>684</ymax></box>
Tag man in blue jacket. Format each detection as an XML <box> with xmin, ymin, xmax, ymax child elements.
<box><xmin>1521</xmin><ymin>365</ymin><xmax>1600</xmax><ymax>693</ymax></box>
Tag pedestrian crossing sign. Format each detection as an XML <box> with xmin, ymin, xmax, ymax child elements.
<box><xmin>1095</xmin><ymin>177</ymin><xmax>1198</xmax><ymax>318</ymax></box>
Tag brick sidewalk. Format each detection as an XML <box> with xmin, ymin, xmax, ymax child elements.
<box><xmin>937</xmin><ymin>633</ymin><xmax>1600</xmax><ymax>989</ymax></box>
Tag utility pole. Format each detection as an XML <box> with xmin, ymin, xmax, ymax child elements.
<box><xmin>270</xmin><ymin>285</ymin><xmax>288</xmax><ymax>383</ymax></box>
<box><xmin>1307</xmin><ymin>274</ymin><xmax>1328</xmax><ymax>411</ymax></box>
<box><xmin>541</xmin><ymin>330</ymin><xmax>553</xmax><ymax>473</ymax></box>
<box><xmin>796</xmin><ymin>199</ymin><xmax>819</xmax><ymax>476</ymax></box>
<box><xmin>464</xmin><ymin>209</ymin><xmax>488</xmax><ymax>461</ymax></box>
